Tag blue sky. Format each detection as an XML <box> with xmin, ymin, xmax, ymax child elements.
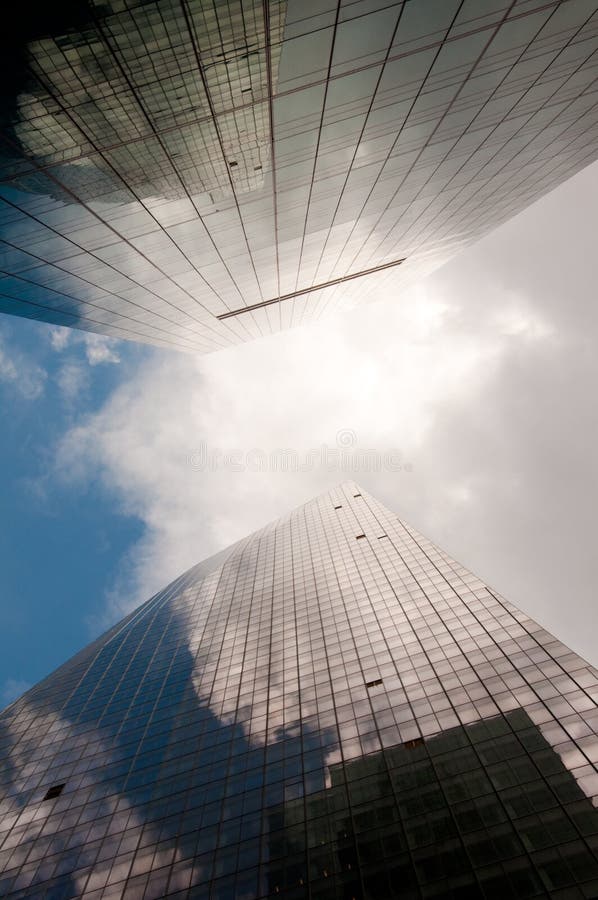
<box><xmin>0</xmin><ymin>319</ymin><xmax>146</xmax><ymax>704</ymax></box>
<box><xmin>1</xmin><ymin>159</ymin><xmax>598</xmax><ymax>710</ymax></box>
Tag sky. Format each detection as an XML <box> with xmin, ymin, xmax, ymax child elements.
<box><xmin>1</xmin><ymin>158</ymin><xmax>598</xmax><ymax>708</ymax></box>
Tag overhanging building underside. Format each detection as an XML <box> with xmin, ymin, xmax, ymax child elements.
<box><xmin>1</xmin><ymin>1</ymin><xmax>598</xmax><ymax>352</ymax></box>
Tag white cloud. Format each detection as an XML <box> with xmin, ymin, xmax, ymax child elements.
<box><xmin>55</xmin><ymin>276</ymin><xmax>546</xmax><ymax>628</ymax></box>
<box><xmin>48</xmin><ymin>326</ymin><xmax>71</xmax><ymax>351</ymax></box>
<box><xmin>56</xmin><ymin>361</ymin><xmax>89</xmax><ymax>401</ymax></box>
<box><xmin>493</xmin><ymin>297</ymin><xmax>555</xmax><ymax>340</ymax></box>
<box><xmin>0</xmin><ymin>334</ymin><xmax>46</xmax><ymax>399</ymax></box>
<box><xmin>0</xmin><ymin>348</ymin><xmax>18</xmax><ymax>383</ymax></box>
<box><xmin>83</xmin><ymin>333</ymin><xmax>120</xmax><ymax>366</ymax></box>
<box><xmin>46</xmin><ymin>331</ymin><xmax>121</xmax><ymax>401</ymax></box>
<box><xmin>48</xmin><ymin>326</ymin><xmax>121</xmax><ymax>367</ymax></box>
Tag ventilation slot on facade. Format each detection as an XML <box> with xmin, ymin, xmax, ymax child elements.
<box><xmin>365</xmin><ymin>678</ymin><xmax>383</xmax><ymax>689</ymax></box>
<box><xmin>377</xmin><ymin>534</ymin><xmax>388</xmax><ymax>539</ymax></box>
<box><xmin>228</xmin><ymin>160</ymin><xmax>238</xmax><ymax>167</ymax></box>
<box><xmin>355</xmin><ymin>534</ymin><xmax>365</xmax><ymax>540</ymax></box>
<box><xmin>334</xmin><ymin>504</ymin><xmax>342</xmax><ymax>510</ymax></box>
<box><xmin>404</xmin><ymin>737</ymin><xmax>424</xmax><ymax>750</ymax></box>
<box><xmin>353</xmin><ymin>493</ymin><xmax>362</xmax><ymax>498</ymax></box>
<box><xmin>43</xmin><ymin>783</ymin><xmax>65</xmax><ymax>801</ymax></box>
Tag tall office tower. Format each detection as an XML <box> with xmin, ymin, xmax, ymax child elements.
<box><xmin>2</xmin><ymin>483</ymin><xmax>598</xmax><ymax>899</ymax></box>
<box><xmin>1</xmin><ymin>1</ymin><xmax>598</xmax><ymax>351</ymax></box>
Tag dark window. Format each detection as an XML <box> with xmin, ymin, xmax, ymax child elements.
<box><xmin>404</xmin><ymin>738</ymin><xmax>424</xmax><ymax>750</ymax></box>
<box><xmin>43</xmin><ymin>783</ymin><xmax>65</xmax><ymax>801</ymax></box>
<box><xmin>228</xmin><ymin>160</ymin><xmax>238</xmax><ymax>167</ymax></box>
<box><xmin>353</xmin><ymin>493</ymin><xmax>362</xmax><ymax>498</ymax></box>
<box><xmin>356</xmin><ymin>534</ymin><xmax>365</xmax><ymax>540</ymax></box>
<box><xmin>334</xmin><ymin>505</ymin><xmax>342</xmax><ymax>510</ymax></box>
<box><xmin>366</xmin><ymin>679</ymin><xmax>383</xmax><ymax>689</ymax></box>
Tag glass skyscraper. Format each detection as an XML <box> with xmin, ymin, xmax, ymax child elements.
<box><xmin>2</xmin><ymin>482</ymin><xmax>598</xmax><ymax>898</ymax></box>
<box><xmin>1</xmin><ymin>1</ymin><xmax>598</xmax><ymax>351</ymax></box>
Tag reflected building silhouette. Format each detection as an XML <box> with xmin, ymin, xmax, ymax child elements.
<box><xmin>1</xmin><ymin>1</ymin><xmax>284</xmax><ymax>202</ymax></box>
<box><xmin>269</xmin><ymin>708</ymin><xmax>598</xmax><ymax>899</ymax></box>
<box><xmin>2</xmin><ymin>484</ymin><xmax>598</xmax><ymax>897</ymax></box>
<box><xmin>1</xmin><ymin>2</ymin><xmax>598</xmax><ymax>350</ymax></box>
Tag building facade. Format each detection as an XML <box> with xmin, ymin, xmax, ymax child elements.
<box><xmin>1</xmin><ymin>483</ymin><xmax>598</xmax><ymax>898</ymax></box>
<box><xmin>1</xmin><ymin>1</ymin><xmax>598</xmax><ymax>351</ymax></box>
